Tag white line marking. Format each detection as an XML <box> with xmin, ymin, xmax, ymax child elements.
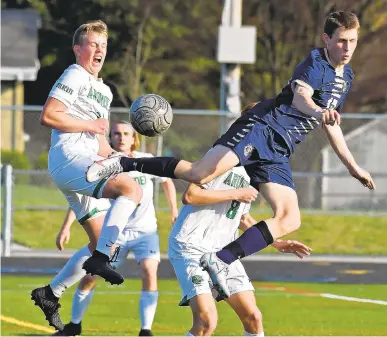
<box><xmin>321</xmin><ymin>293</ymin><xmax>387</xmax><ymax>306</ymax></box>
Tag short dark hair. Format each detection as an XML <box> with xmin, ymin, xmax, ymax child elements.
<box><xmin>324</xmin><ymin>11</ymin><xmax>360</xmax><ymax>37</ymax></box>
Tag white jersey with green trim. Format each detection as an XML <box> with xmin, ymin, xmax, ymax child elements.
<box><xmin>169</xmin><ymin>166</ymin><xmax>251</xmax><ymax>257</ymax></box>
<box><xmin>48</xmin><ymin>64</ymin><xmax>113</xmax><ymax>173</ymax></box>
<box><xmin>123</xmin><ymin>151</ymin><xmax>168</xmax><ymax>233</ymax></box>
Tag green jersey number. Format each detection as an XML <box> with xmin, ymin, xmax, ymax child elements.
<box><xmin>226</xmin><ymin>200</ymin><xmax>241</xmax><ymax>219</ymax></box>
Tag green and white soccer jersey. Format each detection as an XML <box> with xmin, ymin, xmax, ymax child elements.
<box><xmin>48</xmin><ymin>64</ymin><xmax>112</xmax><ymax>162</ymax></box>
<box><xmin>169</xmin><ymin>166</ymin><xmax>251</xmax><ymax>257</ymax></box>
<box><xmin>168</xmin><ymin>166</ymin><xmax>254</xmax><ymax>304</ymax></box>
<box><xmin>123</xmin><ymin>151</ymin><xmax>168</xmax><ymax>233</ymax></box>
<box><xmin>46</xmin><ymin>64</ymin><xmax>113</xmax><ymax>220</ymax></box>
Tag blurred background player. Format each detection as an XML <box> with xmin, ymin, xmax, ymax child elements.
<box><xmin>31</xmin><ymin>20</ymin><xmax>144</xmax><ymax>331</ymax></box>
<box><xmin>86</xmin><ymin>12</ymin><xmax>375</xmax><ymax>294</ymax></box>
<box><xmin>168</xmin><ymin>104</ymin><xmax>311</xmax><ymax>336</ymax></box>
<box><xmin>54</xmin><ymin>121</ymin><xmax>178</xmax><ymax>336</ymax></box>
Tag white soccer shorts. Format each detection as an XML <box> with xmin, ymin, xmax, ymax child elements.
<box><xmin>49</xmin><ymin>152</ymin><xmax>111</xmax><ymax>221</ymax></box>
<box><xmin>169</xmin><ymin>252</ymin><xmax>254</xmax><ymax>306</ymax></box>
<box><xmin>110</xmin><ymin>230</ymin><xmax>161</xmax><ymax>268</ymax></box>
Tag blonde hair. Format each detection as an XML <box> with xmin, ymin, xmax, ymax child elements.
<box><xmin>72</xmin><ymin>20</ymin><xmax>108</xmax><ymax>47</ymax></box>
<box><xmin>241</xmin><ymin>102</ymin><xmax>259</xmax><ymax>117</ymax></box>
<box><xmin>109</xmin><ymin>121</ymin><xmax>140</xmax><ymax>152</ymax></box>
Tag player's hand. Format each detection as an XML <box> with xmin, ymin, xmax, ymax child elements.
<box><xmin>273</xmin><ymin>240</ymin><xmax>312</xmax><ymax>259</ymax></box>
<box><xmin>234</xmin><ymin>188</ymin><xmax>258</xmax><ymax>203</ymax></box>
<box><xmin>171</xmin><ymin>209</ymin><xmax>178</xmax><ymax>224</ymax></box>
<box><xmin>56</xmin><ymin>228</ymin><xmax>71</xmax><ymax>251</ymax></box>
<box><xmin>321</xmin><ymin>109</ymin><xmax>341</xmax><ymax>126</ymax></box>
<box><xmin>349</xmin><ymin>165</ymin><xmax>376</xmax><ymax>190</ymax></box>
<box><xmin>89</xmin><ymin>118</ymin><xmax>109</xmax><ymax>135</ymax></box>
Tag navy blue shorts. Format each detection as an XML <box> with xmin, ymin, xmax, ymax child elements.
<box><xmin>214</xmin><ymin>103</ymin><xmax>295</xmax><ymax>190</ymax></box>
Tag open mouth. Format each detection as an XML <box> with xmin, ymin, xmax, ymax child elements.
<box><xmin>93</xmin><ymin>56</ymin><xmax>102</xmax><ymax>64</ymax></box>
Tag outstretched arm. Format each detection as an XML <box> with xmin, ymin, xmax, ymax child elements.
<box><xmin>56</xmin><ymin>208</ymin><xmax>76</xmax><ymax>251</ymax></box>
<box><xmin>323</xmin><ymin>123</ymin><xmax>375</xmax><ymax>190</ymax></box>
<box><xmin>182</xmin><ymin>183</ymin><xmax>257</xmax><ymax>206</ymax></box>
<box><xmin>161</xmin><ymin>179</ymin><xmax>179</xmax><ymax>224</ymax></box>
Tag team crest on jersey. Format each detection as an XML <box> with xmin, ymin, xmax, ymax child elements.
<box><xmin>244</xmin><ymin>144</ymin><xmax>253</xmax><ymax>157</ymax></box>
<box><xmin>191</xmin><ymin>275</ymin><xmax>204</xmax><ymax>285</ymax></box>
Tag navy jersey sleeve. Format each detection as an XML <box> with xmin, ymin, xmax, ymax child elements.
<box><xmin>290</xmin><ymin>52</ymin><xmax>324</xmax><ymax>95</ymax></box>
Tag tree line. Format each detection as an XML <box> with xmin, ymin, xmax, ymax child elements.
<box><xmin>4</xmin><ymin>0</ymin><xmax>387</xmax><ymax>112</ymax></box>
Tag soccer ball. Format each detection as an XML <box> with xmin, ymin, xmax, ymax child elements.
<box><xmin>129</xmin><ymin>94</ymin><xmax>173</xmax><ymax>137</ymax></box>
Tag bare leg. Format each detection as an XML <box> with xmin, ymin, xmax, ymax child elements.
<box><xmin>87</xmin><ymin>145</ymin><xmax>239</xmax><ymax>185</ymax></box>
<box><xmin>188</xmin><ymin>294</ymin><xmax>218</xmax><ymax>336</ymax></box>
<box><xmin>226</xmin><ymin>291</ymin><xmax>263</xmax><ymax>336</ymax></box>
<box><xmin>174</xmin><ymin>145</ymin><xmax>240</xmax><ymax>184</ymax></box>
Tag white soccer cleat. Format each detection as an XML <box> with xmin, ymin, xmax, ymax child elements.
<box><xmin>86</xmin><ymin>156</ymin><xmax>124</xmax><ymax>182</ymax></box>
<box><xmin>200</xmin><ymin>252</ymin><xmax>230</xmax><ymax>298</ymax></box>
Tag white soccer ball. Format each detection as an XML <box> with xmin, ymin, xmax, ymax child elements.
<box><xmin>129</xmin><ymin>94</ymin><xmax>173</xmax><ymax>137</ymax></box>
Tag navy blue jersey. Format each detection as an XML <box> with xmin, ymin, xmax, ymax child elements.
<box><xmin>253</xmin><ymin>48</ymin><xmax>354</xmax><ymax>153</ymax></box>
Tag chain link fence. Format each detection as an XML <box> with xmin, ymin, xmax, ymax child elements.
<box><xmin>2</xmin><ymin>105</ymin><xmax>387</xmax><ymax>213</ymax></box>
<box><xmin>2</xmin><ymin>106</ymin><xmax>387</xmax><ymax>256</ymax></box>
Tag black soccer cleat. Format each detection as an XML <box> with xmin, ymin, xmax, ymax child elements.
<box><xmin>52</xmin><ymin>322</ymin><xmax>82</xmax><ymax>336</ymax></box>
<box><xmin>82</xmin><ymin>250</ymin><xmax>124</xmax><ymax>285</ymax></box>
<box><xmin>31</xmin><ymin>285</ymin><xmax>64</xmax><ymax>331</ymax></box>
<box><xmin>139</xmin><ymin>329</ymin><xmax>153</xmax><ymax>336</ymax></box>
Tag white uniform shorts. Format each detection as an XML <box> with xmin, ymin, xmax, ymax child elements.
<box><xmin>110</xmin><ymin>230</ymin><xmax>161</xmax><ymax>268</ymax></box>
<box><xmin>49</xmin><ymin>152</ymin><xmax>111</xmax><ymax>222</ymax></box>
<box><xmin>169</xmin><ymin>252</ymin><xmax>254</xmax><ymax>306</ymax></box>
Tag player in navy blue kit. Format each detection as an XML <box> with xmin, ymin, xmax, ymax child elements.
<box><xmin>86</xmin><ymin>11</ymin><xmax>375</xmax><ymax>294</ymax></box>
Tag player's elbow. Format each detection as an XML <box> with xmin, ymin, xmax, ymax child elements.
<box><xmin>40</xmin><ymin>111</ymin><xmax>50</xmax><ymax>126</ymax></box>
<box><xmin>40</xmin><ymin>108</ymin><xmax>54</xmax><ymax>127</ymax></box>
<box><xmin>181</xmin><ymin>192</ymin><xmax>193</xmax><ymax>205</ymax></box>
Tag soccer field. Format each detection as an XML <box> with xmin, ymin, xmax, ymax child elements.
<box><xmin>1</xmin><ymin>276</ymin><xmax>386</xmax><ymax>336</ymax></box>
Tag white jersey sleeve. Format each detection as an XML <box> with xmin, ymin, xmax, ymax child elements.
<box><xmin>49</xmin><ymin>65</ymin><xmax>86</xmax><ymax>108</ymax></box>
<box><xmin>242</xmin><ymin>202</ymin><xmax>251</xmax><ymax>215</ymax></box>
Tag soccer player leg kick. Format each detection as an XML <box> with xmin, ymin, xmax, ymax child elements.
<box><xmin>31</xmin><ymin>20</ymin><xmax>143</xmax><ymax>331</ymax></box>
<box><xmin>87</xmin><ymin>12</ymin><xmax>375</xmax><ymax>289</ymax></box>
<box><xmin>50</xmin><ymin>121</ymin><xmax>177</xmax><ymax>335</ymax></box>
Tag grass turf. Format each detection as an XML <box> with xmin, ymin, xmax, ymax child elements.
<box><xmin>1</xmin><ymin>276</ymin><xmax>386</xmax><ymax>336</ymax></box>
<box><xmin>5</xmin><ymin>184</ymin><xmax>387</xmax><ymax>254</ymax></box>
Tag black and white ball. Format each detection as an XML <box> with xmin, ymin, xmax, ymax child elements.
<box><xmin>129</xmin><ymin>94</ymin><xmax>173</xmax><ymax>137</ymax></box>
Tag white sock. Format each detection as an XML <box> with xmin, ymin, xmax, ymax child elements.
<box><xmin>71</xmin><ymin>288</ymin><xmax>95</xmax><ymax>324</ymax></box>
<box><xmin>139</xmin><ymin>290</ymin><xmax>159</xmax><ymax>330</ymax></box>
<box><xmin>186</xmin><ymin>332</ymin><xmax>194</xmax><ymax>337</ymax></box>
<box><xmin>50</xmin><ymin>245</ymin><xmax>91</xmax><ymax>298</ymax></box>
<box><xmin>244</xmin><ymin>330</ymin><xmax>264</xmax><ymax>336</ymax></box>
<box><xmin>96</xmin><ymin>196</ymin><xmax>138</xmax><ymax>255</ymax></box>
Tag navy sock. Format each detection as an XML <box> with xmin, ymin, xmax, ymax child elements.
<box><xmin>120</xmin><ymin>156</ymin><xmax>180</xmax><ymax>179</ymax></box>
<box><xmin>216</xmin><ymin>221</ymin><xmax>274</xmax><ymax>264</ymax></box>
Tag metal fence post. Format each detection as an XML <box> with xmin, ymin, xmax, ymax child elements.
<box><xmin>3</xmin><ymin>165</ymin><xmax>13</xmax><ymax>256</ymax></box>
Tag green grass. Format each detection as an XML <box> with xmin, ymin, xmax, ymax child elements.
<box><xmin>1</xmin><ymin>276</ymin><xmax>387</xmax><ymax>336</ymax></box>
<box><xmin>6</xmin><ymin>184</ymin><xmax>387</xmax><ymax>254</ymax></box>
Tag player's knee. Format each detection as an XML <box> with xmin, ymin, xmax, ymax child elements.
<box><xmin>110</xmin><ymin>175</ymin><xmax>143</xmax><ymax>202</ymax></box>
<box><xmin>242</xmin><ymin>310</ymin><xmax>263</xmax><ymax>334</ymax></box>
<box><xmin>78</xmin><ymin>274</ymin><xmax>97</xmax><ymax>291</ymax></box>
<box><xmin>275</xmin><ymin>208</ymin><xmax>301</xmax><ymax>236</ymax></box>
<box><xmin>197</xmin><ymin>311</ymin><xmax>217</xmax><ymax>335</ymax></box>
